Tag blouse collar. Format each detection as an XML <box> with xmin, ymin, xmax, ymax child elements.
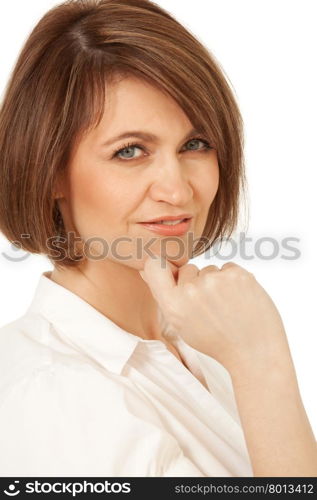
<box><xmin>25</xmin><ymin>271</ymin><xmax>167</xmax><ymax>375</ymax></box>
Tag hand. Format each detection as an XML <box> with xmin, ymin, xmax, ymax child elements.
<box><xmin>139</xmin><ymin>255</ymin><xmax>291</xmax><ymax>374</ymax></box>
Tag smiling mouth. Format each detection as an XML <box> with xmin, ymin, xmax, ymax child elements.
<box><xmin>141</xmin><ymin>217</ymin><xmax>190</xmax><ymax>225</ymax></box>
<box><xmin>137</xmin><ymin>218</ymin><xmax>193</xmax><ymax>236</ymax></box>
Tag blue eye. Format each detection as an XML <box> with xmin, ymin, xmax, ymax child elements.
<box><xmin>112</xmin><ymin>137</ymin><xmax>213</xmax><ymax>162</ymax></box>
<box><xmin>113</xmin><ymin>143</ymin><xmax>143</xmax><ymax>160</ymax></box>
<box><xmin>186</xmin><ymin>138</ymin><xmax>211</xmax><ymax>151</ymax></box>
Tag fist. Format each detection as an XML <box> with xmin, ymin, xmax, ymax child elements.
<box><xmin>139</xmin><ymin>256</ymin><xmax>289</xmax><ymax>374</ymax></box>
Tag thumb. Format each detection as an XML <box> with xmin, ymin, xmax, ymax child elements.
<box><xmin>139</xmin><ymin>254</ymin><xmax>177</xmax><ymax>304</ymax></box>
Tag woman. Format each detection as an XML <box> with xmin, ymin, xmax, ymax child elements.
<box><xmin>0</xmin><ymin>0</ymin><xmax>316</xmax><ymax>477</ymax></box>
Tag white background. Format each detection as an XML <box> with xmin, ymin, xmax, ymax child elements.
<box><xmin>0</xmin><ymin>1</ymin><xmax>316</xmax><ymax>435</ymax></box>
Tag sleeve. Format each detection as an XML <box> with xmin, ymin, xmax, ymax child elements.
<box><xmin>0</xmin><ymin>362</ymin><xmax>205</xmax><ymax>477</ymax></box>
<box><xmin>163</xmin><ymin>454</ymin><xmax>204</xmax><ymax>477</ymax></box>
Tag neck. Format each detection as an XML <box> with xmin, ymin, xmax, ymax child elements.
<box><xmin>49</xmin><ymin>258</ymin><xmax>164</xmax><ymax>342</ymax></box>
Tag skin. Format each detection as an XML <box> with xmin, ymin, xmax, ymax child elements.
<box><xmin>51</xmin><ymin>75</ymin><xmax>219</xmax><ymax>363</ymax></box>
<box><xmin>139</xmin><ymin>246</ymin><xmax>317</xmax><ymax>476</ymax></box>
<box><xmin>51</xmin><ymin>74</ymin><xmax>317</xmax><ymax>475</ymax></box>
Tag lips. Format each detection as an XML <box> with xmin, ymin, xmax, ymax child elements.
<box><xmin>140</xmin><ymin>213</ymin><xmax>193</xmax><ymax>223</ymax></box>
<box><xmin>145</xmin><ymin>217</ymin><xmax>189</xmax><ymax>225</ymax></box>
<box><xmin>138</xmin><ymin>217</ymin><xmax>193</xmax><ymax>236</ymax></box>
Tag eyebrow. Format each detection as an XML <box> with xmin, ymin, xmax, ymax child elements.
<box><xmin>100</xmin><ymin>127</ymin><xmax>206</xmax><ymax>148</ymax></box>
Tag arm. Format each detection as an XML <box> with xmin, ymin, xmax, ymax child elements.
<box><xmin>139</xmin><ymin>256</ymin><xmax>317</xmax><ymax>476</ymax></box>
<box><xmin>229</xmin><ymin>347</ymin><xmax>317</xmax><ymax>477</ymax></box>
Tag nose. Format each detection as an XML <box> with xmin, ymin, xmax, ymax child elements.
<box><xmin>148</xmin><ymin>158</ymin><xmax>194</xmax><ymax>206</ymax></box>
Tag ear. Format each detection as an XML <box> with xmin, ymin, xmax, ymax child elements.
<box><xmin>53</xmin><ymin>172</ymin><xmax>66</xmax><ymax>200</ymax></box>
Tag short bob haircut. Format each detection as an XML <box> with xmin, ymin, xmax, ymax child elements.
<box><xmin>0</xmin><ymin>0</ymin><xmax>248</xmax><ymax>269</ymax></box>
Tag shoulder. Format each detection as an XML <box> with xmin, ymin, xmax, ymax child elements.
<box><xmin>0</xmin><ymin>312</ymin><xmax>134</xmax><ymax>410</ymax></box>
<box><xmin>0</xmin><ymin>336</ymin><xmax>203</xmax><ymax>477</ymax></box>
<box><xmin>0</xmin><ymin>312</ymin><xmax>57</xmax><ymax>392</ymax></box>
<box><xmin>0</xmin><ymin>311</ymin><xmax>152</xmax><ymax>417</ymax></box>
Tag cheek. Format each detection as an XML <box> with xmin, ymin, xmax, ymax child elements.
<box><xmin>67</xmin><ymin>168</ymin><xmax>114</xmax><ymax>236</ymax></box>
<box><xmin>68</xmin><ymin>166</ymin><xmax>138</xmax><ymax>235</ymax></box>
<box><xmin>194</xmin><ymin>158</ymin><xmax>219</xmax><ymax>207</ymax></box>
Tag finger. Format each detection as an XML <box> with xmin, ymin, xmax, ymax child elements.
<box><xmin>220</xmin><ymin>261</ymin><xmax>240</xmax><ymax>271</ymax></box>
<box><xmin>198</xmin><ymin>264</ymin><xmax>220</xmax><ymax>278</ymax></box>
<box><xmin>139</xmin><ymin>254</ymin><xmax>176</xmax><ymax>304</ymax></box>
<box><xmin>177</xmin><ymin>263</ymin><xmax>199</xmax><ymax>285</ymax></box>
<box><xmin>220</xmin><ymin>261</ymin><xmax>253</xmax><ymax>279</ymax></box>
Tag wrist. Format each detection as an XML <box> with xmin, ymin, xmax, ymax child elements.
<box><xmin>228</xmin><ymin>345</ymin><xmax>299</xmax><ymax>393</ymax></box>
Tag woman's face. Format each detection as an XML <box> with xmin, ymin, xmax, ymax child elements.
<box><xmin>59</xmin><ymin>76</ymin><xmax>219</xmax><ymax>270</ymax></box>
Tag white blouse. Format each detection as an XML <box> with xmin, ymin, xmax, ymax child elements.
<box><xmin>0</xmin><ymin>271</ymin><xmax>253</xmax><ymax>477</ymax></box>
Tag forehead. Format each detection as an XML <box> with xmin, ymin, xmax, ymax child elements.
<box><xmin>92</xmin><ymin>76</ymin><xmax>192</xmax><ymax>140</ymax></box>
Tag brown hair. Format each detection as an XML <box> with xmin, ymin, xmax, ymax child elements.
<box><xmin>0</xmin><ymin>0</ymin><xmax>248</xmax><ymax>268</ymax></box>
